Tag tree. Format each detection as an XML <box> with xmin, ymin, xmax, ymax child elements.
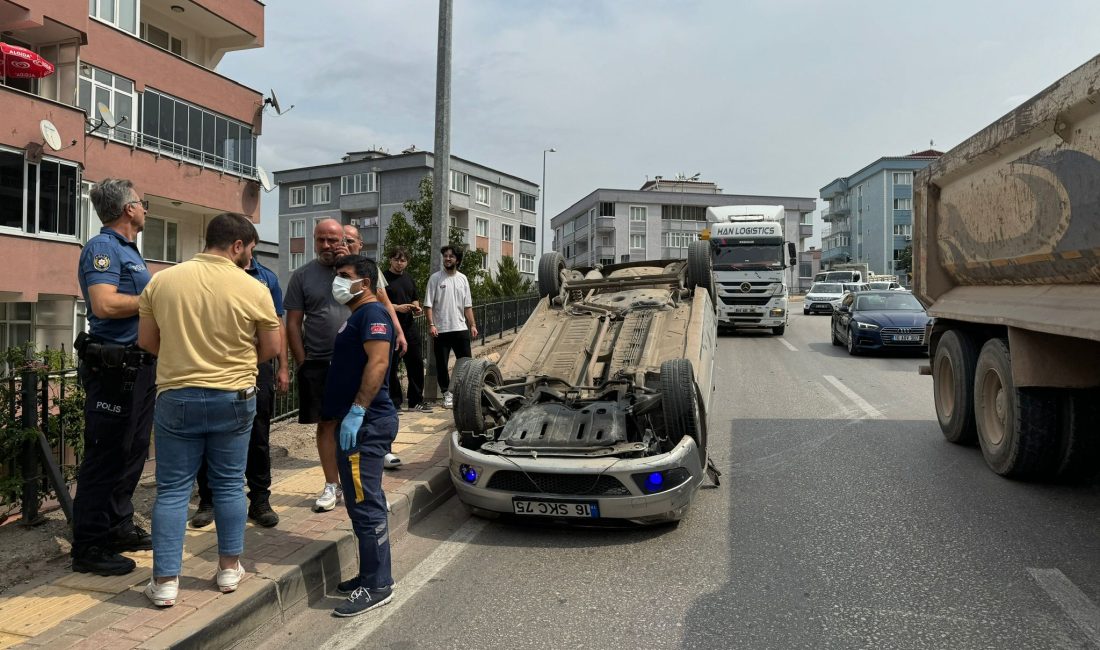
<box><xmin>383</xmin><ymin>176</ymin><xmax>486</xmax><ymax>298</ymax></box>
<box><xmin>896</xmin><ymin>244</ymin><xmax>914</xmax><ymax>283</ymax></box>
<box><xmin>483</xmin><ymin>256</ymin><xmax>534</xmax><ymax>298</ymax></box>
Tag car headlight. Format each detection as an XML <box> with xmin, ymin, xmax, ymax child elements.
<box><xmin>631</xmin><ymin>467</ymin><xmax>692</xmax><ymax>494</ymax></box>
<box><xmin>856</xmin><ymin>321</ymin><xmax>880</xmax><ymax>330</ymax></box>
<box><xmin>457</xmin><ymin>463</ymin><xmax>482</xmax><ymax>484</ymax></box>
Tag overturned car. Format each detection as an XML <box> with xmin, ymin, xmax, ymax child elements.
<box><xmin>448</xmin><ymin>244</ymin><xmax>720</xmax><ymax>525</ymax></box>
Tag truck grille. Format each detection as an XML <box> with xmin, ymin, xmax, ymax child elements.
<box><xmin>486</xmin><ymin>471</ymin><xmax>631</xmax><ymax>496</ymax></box>
<box><xmin>880</xmin><ymin>327</ymin><xmax>925</xmax><ymax>345</ymax></box>
<box><xmin>720</xmin><ymin>296</ymin><xmax>772</xmax><ymax>306</ymax></box>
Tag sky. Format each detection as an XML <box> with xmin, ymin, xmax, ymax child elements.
<box><xmin>218</xmin><ymin>1</ymin><xmax>1100</xmax><ymax>247</ymax></box>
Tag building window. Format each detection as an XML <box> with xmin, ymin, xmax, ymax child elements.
<box><xmin>140</xmin><ymin>22</ymin><xmax>184</xmax><ymax>56</ymax></box>
<box><xmin>660</xmin><ymin>205</ymin><xmax>707</xmax><ymax>221</ymax></box>
<box><xmin>475</xmin><ymin>184</ymin><xmax>490</xmax><ymax>206</ymax></box>
<box><xmin>290</xmin><ymin>252</ymin><xmax>305</xmax><ymax>270</ymax></box>
<box><xmin>450</xmin><ymin>170</ymin><xmax>468</xmax><ymax>194</ymax></box>
<box><xmin>629</xmin><ymin>206</ymin><xmax>646</xmax><ymax>222</ymax></box>
<box><xmin>519</xmin><ymin>225</ymin><xmax>536</xmax><ymax>242</ymax></box>
<box><xmin>90</xmin><ymin>0</ymin><xmax>138</xmax><ymax>35</ymax></box>
<box><xmin>662</xmin><ymin>231</ymin><xmax>697</xmax><ymax>248</ymax></box>
<box><xmin>893</xmin><ymin>224</ymin><xmax>913</xmax><ymax>236</ymax></box>
<box><xmin>893</xmin><ymin>172</ymin><xmax>912</xmax><ymax>185</ymax></box>
<box><xmin>78</xmin><ymin>64</ymin><xmax>136</xmax><ymax>144</ymax></box>
<box><xmin>142</xmin><ymin>216</ymin><xmax>179</xmax><ymax>262</ymax></box>
<box><xmin>893</xmin><ymin>198</ymin><xmax>912</xmax><ymax>210</ymax></box>
<box><xmin>630</xmin><ymin>234</ymin><xmax>646</xmax><ymax>249</ymax></box>
<box><xmin>563</xmin><ymin>220</ymin><xmax>574</xmax><ymax>236</ymax></box>
<box><xmin>341</xmin><ymin>172</ymin><xmax>377</xmax><ymax>195</ymax></box>
<box><xmin>519</xmin><ymin>253</ymin><xmax>535</xmax><ymax>274</ymax></box>
<box><xmin>36</xmin><ymin>42</ymin><xmax>79</xmax><ymax>105</ymax></box>
<box><xmin>501</xmin><ymin>224</ymin><xmax>513</xmax><ymax>242</ymax></box>
<box><xmin>0</xmin><ymin>303</ymin><xmax>34</xmax><ymax>367</ymax></box>
<box><xmin>139</xmin><ymin>89</ymin><xmax>255</xmax><ymax>176</ymax></box>
<box><xmin>313</xmin><ymin>184</ymin><xmax>331</xmax><ymax>205</ymax></box>
<box><xmin>480</xmin><ymin>254</ymin><xmax>490</xmax><ymax>271</ymax></box>
<box><xmin>599</xmin><ymin>202</ymin><xmax>615</xmax><ymax>217</ymax></box>
<box><xmin>520</xmin><ymin>193</ymin><xmax>536</xmax><ymax>212</ymax></box>
<box><xmin>289</xmin><ymin>187</ymin><xmax>306</xmax><ymax>207</ymax></box>
<box><xmin>0</xmin><ymin>149</ymin><xmax>80</xmax><ymax>237</ymax></box>
<box><xmin>475</xmin><ymin>218</ymin><xmax>489</xmax><ymax>237</ymax></box>
<box><xmin>290</xmin><ymin>219</ymin><xmax>305</xmax><ymax>238</ymax></box>
<box><xmin>502</xmin><ymin>191</ymin><xmax>516</xmax><ymax>213</ymax></box>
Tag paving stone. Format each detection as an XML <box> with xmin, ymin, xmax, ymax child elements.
<box><xmin>0</xmin><ymin>585</ymin><xmax>112</xmax><ymax>637</ymax></box>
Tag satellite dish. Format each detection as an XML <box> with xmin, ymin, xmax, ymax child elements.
<box><xmin>256</xmin><ymin>166</ymin><xmax>274</xmax><ymax>192</ymax></box>
<box><xmin>262</xmin><ymin>89</ymin><xmax>294</xmax><ymax>116</ymax></box>
<box><xmin>40</xmin><ymin>120</ymin><xmax>62</xmax><ymax>151</ymax></box>
<box><xmin>97</xmin><ymin>103</ymin><xmax>117</xmax><ymax>128</ymax></box>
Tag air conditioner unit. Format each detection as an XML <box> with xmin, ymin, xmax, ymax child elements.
<box><xmin>904</xmin><ymin>235</ymin><xmax>912</xmax><ymax>241</ymax></box>
<box><xmin>349</xmin><ymin>219</ymin><xmax>360</xmax><ymax>226</ymax></box>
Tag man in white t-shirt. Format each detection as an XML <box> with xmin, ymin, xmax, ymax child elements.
<box><xmin>423</xmin><ymin>245</ymin><xmax>478</xmax><ymax>408</ymax></box>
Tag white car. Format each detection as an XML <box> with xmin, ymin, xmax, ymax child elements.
<box><xmin>804</xmin><ymin>282</ymin><xmax>846</xmax><ymax>315</ymax></box>
<box><xmin>867</xmin><ymin>281</ymin><xmax>904</xmax><ymax>290</ymax></box>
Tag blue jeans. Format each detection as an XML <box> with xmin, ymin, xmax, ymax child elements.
<box><xmin>336</xmin><ymin>414</ymin><xmax>399</xmax><ymax>589</ymax></box>
<box><xmin>152</xmin><ymin>387</ymin><xmax>255</xmax><ymax>577</ymax></box>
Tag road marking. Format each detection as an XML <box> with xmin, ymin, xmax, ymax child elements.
<box><xmin>823</xmin><ymin>375</ymin><xmax>883</xmax><ymax>419</ymax></box>
<box><xmin>778</xmin><ymin>338</ymin><xmax>798</xmax><ymax>352</ymax></box>
<box><xmin>1028</xmin><ymin>568</ymin><xmax>1100</xmax><ymax>644</ymax></box>
<box><xmin>320</xmin><ymin>517</ymin><xmax>489</xmax><ymax>650</ymax></box>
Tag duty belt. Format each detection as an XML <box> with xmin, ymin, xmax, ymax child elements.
<box><xmin>76</xmin><ymin>333</ymin><xmax>156</xmax><ymax>369</ymax></box>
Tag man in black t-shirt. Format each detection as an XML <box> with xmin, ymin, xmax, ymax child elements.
<box><xmin>382</xmin><ymin>247</ymin><xmax>429</xmax><ymax>412</ymax></box>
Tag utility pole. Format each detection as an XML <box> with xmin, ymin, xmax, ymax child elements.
<box><xmin>540</xmin><ymin>147</ymin><xmax>555</xmax><ymax>255</ymax></box>
<box><xmin>425</xmin><ymin>0</ymin><xmax>451</xmax><ymax>400</ymax></box>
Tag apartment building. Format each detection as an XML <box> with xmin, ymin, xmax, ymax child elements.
<box><xmin>550</xmin><ymin>177</ymin><xmax>815</xmax><ymax>289</ymax></box>
<box><xmin>818</xmin><ymin>150</ymin><xmax>942</xmax><ymax>277</ymax></box>
<box><xmin>0</xmin><ymin>0</ymin><xmax>265</xmax><ymax>354</ymax></box>
<box><xmin>274</xmin><ymin>149</ymin><xmax>540</xmax><ymax>287</ymax></box>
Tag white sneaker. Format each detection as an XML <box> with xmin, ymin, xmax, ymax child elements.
<box><xmin>314</xmin><ymin>483</ymin><xmax>338</xmax><ymax>512</ymax></box>
<box><xmin>443</xmin><ymin>391</ymin><xmax>454</xmax><ymax>409</ymax></box>
<box><xmin>383</xmin><ymin>453</ymin><xmax>402</xmax><ymax>469</ymax></box>
<box><xmin>144</xmin><ymin>577</ymin><xmax>178</xmax><ymax>607</ymax></box>
<box><xmin>216</xmin><ymin>561</ymin><xmax>245</xmax><ymax>593</ymax></box>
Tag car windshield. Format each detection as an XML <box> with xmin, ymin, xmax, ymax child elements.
<box><xmin>810</xmin><ymin>283</ymin><xmax>842</xmax><ymax>293</ymax></box>
<box><xmin>855</xmin><ymin>293</ymin><xmax>924</xmax><ymax>311</ymax></box>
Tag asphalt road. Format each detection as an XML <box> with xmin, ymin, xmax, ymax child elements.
<box><xmin>247</xmin><ymin>309</ymin><xmax>1100</xmax><ymax>650</ymax></box>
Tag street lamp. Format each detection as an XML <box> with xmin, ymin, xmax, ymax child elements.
<box><xmin>541</xmin><ymin>147</ymin><xmax>556</xmax><ymax>256</ymax></box>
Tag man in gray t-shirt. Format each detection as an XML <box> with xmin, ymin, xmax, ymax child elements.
<box><xmin>285</xmin><ymin>218</ymin><xmax>405</xmax><ymax>512</ymax></box>
<box><xmin>424</xmin><ymin>245</ymin><xmax>478</xmax><ymax>409</ymax></box>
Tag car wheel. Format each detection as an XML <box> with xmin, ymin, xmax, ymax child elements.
<box><xmin>803</xmin><ymin>309</ymin><xmax>809</xmax><ymax>315</ymax></box>
<box><xmin>932</xmin><ymin>330</ymin><xmax>978</xmax><ymax>445</ymax></box>
<box><xmin>660</xmin><ymin>358</ymin><xmax>704</xmax><ymax>459</ymax></box>
<box><xmin>973</xmin><ymin>338</ymin><xmax>1061</xmax><ymax>479</ymax></box>
<box><xmin>537</xmin><ymin>252</ymin><xmax>565</xmax><ymax>298</ymax></box>
<box><xmin>687</xmin><ymin>240</ymin><xmax>716</xmax><ymax>306</ymax></box>
<box><xmin>453</xmin><ymin>358</ymin><xmax>504</xmax><ymax>443</ymax></box>
<box><xmin>846</xmin><ymin>327</ymin><xmax>859</xmax><ymax>356</ymax></box>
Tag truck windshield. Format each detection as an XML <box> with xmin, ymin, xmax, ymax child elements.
<box><xmin>823</xmin><ymin>272</ymin><xmax>857</xmax><ymax>283</ymax></box>
<box><xmin>711</xmin><ymin>242</ymin><xmax>783</xmax><ymax>271</ymax></box>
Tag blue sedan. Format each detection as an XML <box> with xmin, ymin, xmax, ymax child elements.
<box><xmin>830</xmin><ymin>291</ymin><xmax>930</xmax><ymax>356</ymax></box>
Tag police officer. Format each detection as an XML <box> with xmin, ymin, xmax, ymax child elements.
<box><xmin>72</xmin><ymin>178</ymin><xmax>157</xmax><ymax>576</ymax></box>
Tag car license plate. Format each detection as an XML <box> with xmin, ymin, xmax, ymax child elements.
<box><xmin>512</xmin><ymin>499</ymin><xmax>599</xmax><ymax>518</ymax></box>
<box><xmin>896</xmin><ymin>334</ymin><xmax>919</xmax><ymax>342</ymax></box>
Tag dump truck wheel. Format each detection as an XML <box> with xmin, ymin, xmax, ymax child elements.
<box><xmin>1054</xmin><ymin>388</ymin><xmax>1100</xmax><ymax>483</ymax></box>
<box><xmin>660</xmin><ymin>359</ymin><xmax>703</xmax><ymax>458</ymax></box>
<box><xmin>772</xmin><ymin>325</ymin><xmax>786</xmax><ymax>336</ymax></box>
<box><xmin>453</xmin><ymin>358</ymin><xmax>503</xmax><ymax>442</ymax></box>
<box><xmin>973</xmin><ymin>338</ymin><xmax>1061</xmax><ymax>479</ymax></box>
<box><xmin>537</xmin><ymin>252</ymin><xmax>565</xmax><ymax>297</ymax></box>
<box><xmin>933</xmin><ymin>330</ymin><xmax>978</xmax><ymax>445</ymax></box>
<box><xmin>687</xmin><ymin>240</ymin><xmax>715</xmax><ymax>304</ymax></box>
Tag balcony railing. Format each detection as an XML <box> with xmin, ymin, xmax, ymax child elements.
<box><xmin>100</xmin><ymin>127</ymin><xmax>258</xmax><ymax>179</ymax></box>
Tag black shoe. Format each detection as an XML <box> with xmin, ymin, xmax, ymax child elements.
<box><xmin>248</xmin><ymin>501</ymin><xmax>280</xmax><ymax>528</ymax></box>
<box><xmin>72</xmin><ymin>546</ymin><xmax>136</xmax><ymax>576</ymax></box>
<box><xmin>111</xmin><ymin>525</ymin><xmax>153</xmax><ymax>552</ymax></box>
<box><xmin>190</xmin><ymin>503</ymin><xmax>215</xmax><ymax>528</ymax></box>
<box><xmin>333</xmin><ymin>585</ymin><xmax>393</xmax><ymax>617</ymax></box>
<box><xmin>337</xmin><ymin>576</ymin><xmax>396</xmax><ymax>595</ymax></box>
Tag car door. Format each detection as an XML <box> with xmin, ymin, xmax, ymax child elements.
<box><xmin>838</xmin><ymin>293</ymin><xmax>856</xmax><ymax>341</ymax></box>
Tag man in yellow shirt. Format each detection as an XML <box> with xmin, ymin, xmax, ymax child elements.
<box><xmin>136</xmin><ymin>212</ymin><xmax>281</xmax><ymax>608</ymax></box>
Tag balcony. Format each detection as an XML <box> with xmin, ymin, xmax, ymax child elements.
<box><xmin>800</xmin><ymin>223</ymin><xmax>813</xmax><ymax>239</ymax></box>
<box><xmin>821</xmin><ymin>246</ymin><xmax>852</xmax><ymax>264</ymax></box>
<box><xmin>0</xmin><ymin>1</ymin><xmax>89</xmax><ymax>38</ymax></box>
<box><xmin>596</xmin><ymin>216</ymin><xmax>615</xmax><ymax>231</ymax></box>
<box><xmin>137</xmin><ymin>0</ymin><xmax>262</xmax><ymax>69</ymax></box>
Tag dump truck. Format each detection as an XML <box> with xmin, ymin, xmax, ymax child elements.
<box><xmin>914</xmin><ymin>55</ymin><xmax>1100</xmax><ymax>481</ymax></box>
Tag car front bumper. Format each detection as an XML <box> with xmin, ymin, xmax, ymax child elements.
<box><xmin>448</xmin><ymin>431</ymin><xmax>705</xmax><ymax>524</ymax></box>
<box><xmin>849</xmin><ymin>329</ymin><xmax>928</xmax><ymax>352</ymax></box>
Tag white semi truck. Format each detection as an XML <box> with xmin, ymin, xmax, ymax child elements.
<box><xmin>704</xmin><ymin>205</ymin><xmax>797</xmax><ymax>335</ymax></box>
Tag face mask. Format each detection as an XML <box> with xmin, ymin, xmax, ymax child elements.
<box><xmin>331</xmin><ymin>276</ymin><xmax>363</xmax><ymax>304</ymax></box>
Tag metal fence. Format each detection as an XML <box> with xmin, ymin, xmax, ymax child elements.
<box><xmin>272</xmin><ymin>293</ymin><xmax>541</xmax><ymax>422</ymax></box>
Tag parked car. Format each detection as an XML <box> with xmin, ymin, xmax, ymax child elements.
<box><xmin>804</xmin><ymin>282</ymin><xmax>846</xmax><ymax>314</ymax></box>
<box><xmin>448</xmin><ymin>248</ymin><xmax>719</xmax><ymax>525</ymax></box>
<box><xmin>831</xmin><ymin>290</ymin><xmax>930</xmax><ymax>355</ymax></box>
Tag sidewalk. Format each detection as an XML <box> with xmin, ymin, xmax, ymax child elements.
<box><xmin>0</xmin><ymin>336</ymin><xmax>514</xmax><ymax>650</ymax></box>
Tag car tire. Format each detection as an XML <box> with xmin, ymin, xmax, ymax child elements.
<box><xmin>660</xmin><ymin>358</ymin><xmax>704</xmax><ymax>457</ymax></box>
<box><xmin>846</xmin><ymin>327</ymin><xmax>859</xmax><ymax>356</ymax></box>
<box><xmin>453</xmin><ymin>358</ymin><xmax>503</xmax><ymax>443</ymax></box>
<box><xmin>803</xmin><ymin>309</ymin><xmax>809</xmax><ymax>315</ymax></box>
<box><xmin>933</xmin><ymin>330</ymin><xmax>979</xmax><ymax>445</ymax></box>
<box><xmin>1054</xmin><ymin>388</ymin><xmax>1100</xmax><ymax>483</ymax></box>
<box><xmin>973</xmin><ymin>338</ymin><xmax>1061</xmax><ymax>479</ymax></box>
<box><xmin>537</xmin><ymin>252</ymin><xmax>565</xmax><ymax>298</ymax></box>
<box><xmin>686</xmin><ymin>240</ymin><xmax>716</xmax><ymax>306</ymax></box>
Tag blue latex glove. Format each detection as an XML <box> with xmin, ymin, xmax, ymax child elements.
<box><xmin>339</xmin><ymin>404</ymin><xmax>366</xmax><ymax>453</ymax></box>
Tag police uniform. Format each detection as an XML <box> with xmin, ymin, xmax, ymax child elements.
<box><xmin>72</xmin><ymin>226</ymin><xmax>157</xmax><ymax>568</ymax></box>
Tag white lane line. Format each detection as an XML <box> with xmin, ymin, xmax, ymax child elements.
<box><xmin>823</xmin><ymin>375</ymin><xmax>884</xmax><ymax>419</ymax></box>
<box><xmin>1028</xmin><ymin>568</ymin><xmax>1100</xmax><ymax>644</ymax></box>
<box><xmin>778</xmin><ymin>338</ymin><xmax>798</xmax><ymax>352</ymax></box>
<box><xmin>321</xmin><ymin>517</ymin><xmax>490</xmax><ymax>650</ymax></box>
